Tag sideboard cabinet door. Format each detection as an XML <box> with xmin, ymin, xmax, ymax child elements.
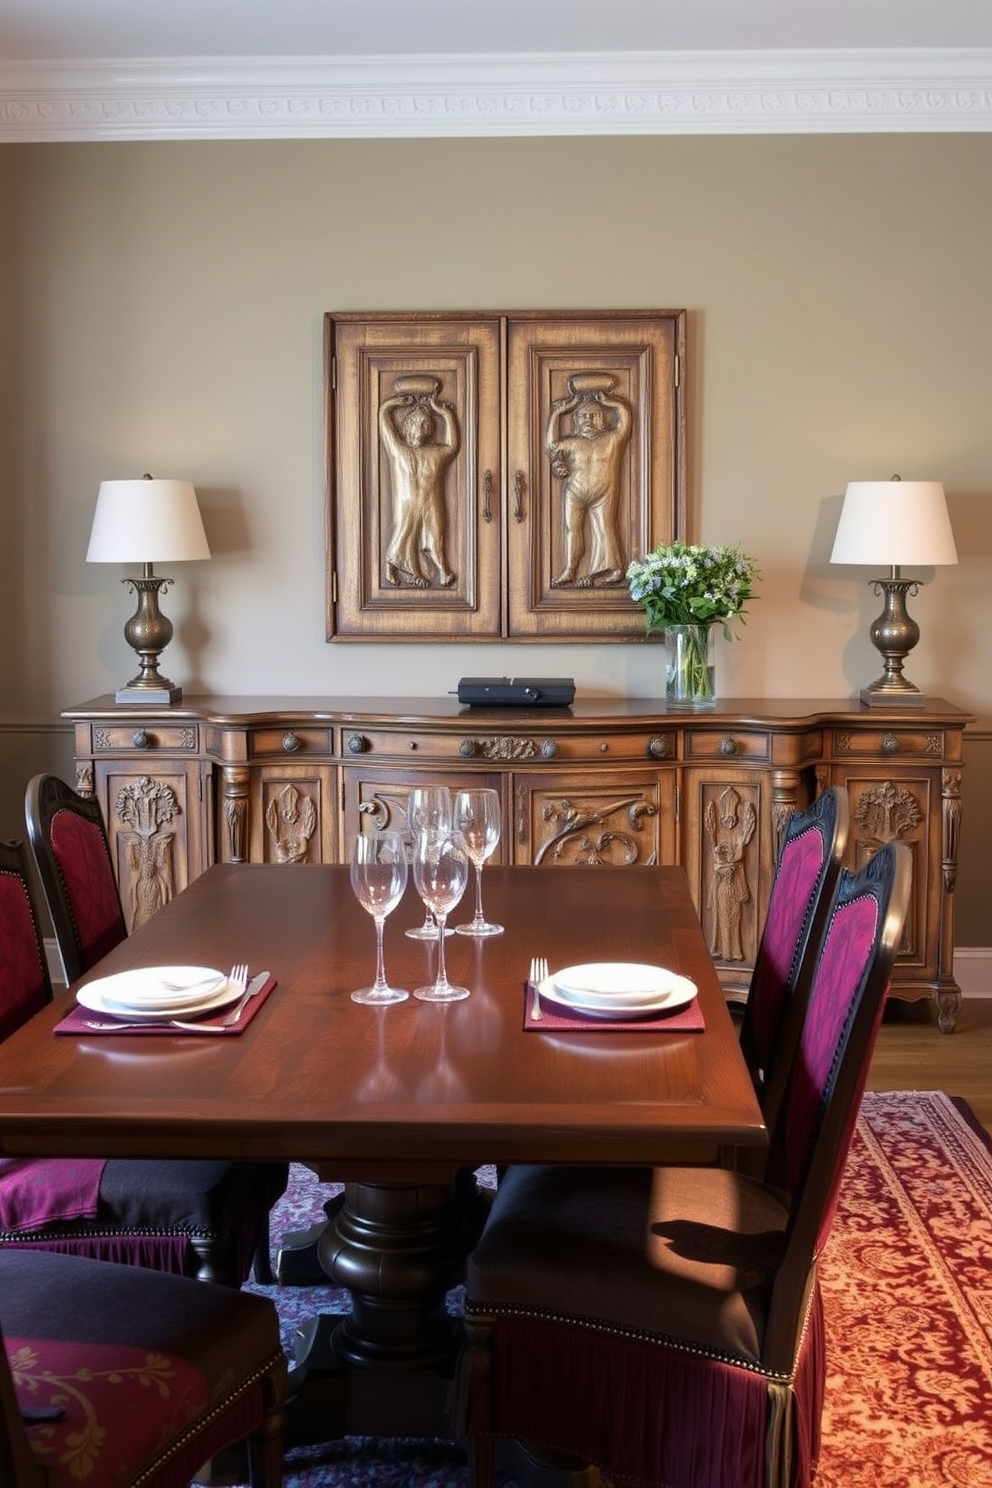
<box><xmin>248</xmin><ymin>764</ymin><xmax>338</xmax><ymax>866</ymax></box>
<box><xmin>679</xmin><ymin>766</ymin><xmax>783</xmax><ymax>998</ymax></box>
<box><xmin>511</xmin><ymin>768</ymin><xmax>676</xmax><ymax>868</ymax></box>
<box><xmin>91</xmin><ymin>760</ymin><xmax>207</xmax><ymax>933</ymax></box>
<box><xmin>340</xmin><ymin>764</ymin><xmax>504</xmax><ymax>851</ymax></box>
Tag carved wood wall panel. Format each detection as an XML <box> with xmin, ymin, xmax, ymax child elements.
<box><xmin>326</xmin><ymin>309</ymin><xmax>686</xmax><ymax>640</ymax></box>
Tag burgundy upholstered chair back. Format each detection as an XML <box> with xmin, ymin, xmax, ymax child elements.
<box><xmin>0</xmin><ymin>841</ymin><xmax>52</xmax><ymax>1045</ymax></box>
<box><xmin>739</xmin><ymin>787</ymin><xmax>848</xmax><ymax>1112</ymax></box>
<box><xmin>25</xmin><ymin>775</ymin><xmax>127</xmax><ymax>986</ymax></box>
<box><xmin>761</xmin><ymin>840</ymin><xmax>911</xmax><ymax>1369</ymax></box>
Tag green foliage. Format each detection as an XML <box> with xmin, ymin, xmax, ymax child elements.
<box><xmin>626</xmin><ymin>541</ymin><xmax>760</xmax><ymax>638</ymax></box>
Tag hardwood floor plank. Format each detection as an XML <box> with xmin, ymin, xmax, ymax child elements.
<box><xmin>868</xmin><ymin>997</ymin><xmax>992</xmax><ymax>1133</ymax></box>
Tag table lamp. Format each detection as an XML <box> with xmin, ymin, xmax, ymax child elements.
<box><xmin>86</xmin><ymin>474</ymin><xmax>210</xmax><ymax>705</ymax></box>
<box><xmin>830</xmin><ymin>475</ymin><xmax>957</xmax><ymax>707</ymax></box>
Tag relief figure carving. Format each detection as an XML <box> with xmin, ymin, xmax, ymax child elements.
<box><xmin>379</xmin><ymin>375</ymin><xmax>459</xmax><ymax>589</ymax></box>
<box><xmin>115</xmin><ymin>775</ymin><xmax>179</xmax><ymax>929</ymax></box>
<box><xmin>547</xmin><ymin>373</ymin><xmax>632</xmax><ymax>588</ymax></box>
<box><xmin>705</xmin><ymin>786</ymin><xmax>757</xmax><ymax>962</ymax></box>
<box><xmin>265</xmin><ymin>784</ymin><xmax>317</xmax><ymax>864</ymax></box>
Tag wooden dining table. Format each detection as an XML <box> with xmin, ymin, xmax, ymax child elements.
<box><xmin>0</xmin><ymin>861</ymin><xmax>764</xmax><ymax>1446</ymax></box>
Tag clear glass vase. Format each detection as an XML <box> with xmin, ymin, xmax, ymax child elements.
<box><xmin>664</xmin><ymin>624</ymin><xmax>716</xmax><ymax>710</ymax></box>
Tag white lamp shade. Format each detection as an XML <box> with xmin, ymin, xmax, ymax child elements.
<box><xmin>86</xmin><ymin>478</ymin><xmax>210</xmax><ymax>564</ymax></box>
<box><xmin>830</xmin><ymin>480</ymin><xmax>958</xmax><ymax>568</ymax></box>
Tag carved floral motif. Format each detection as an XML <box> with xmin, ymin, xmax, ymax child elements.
<box><xmin>535</xmin><ymin>794</ymin><xmax>657</xmax><ymax>867</ymax></box>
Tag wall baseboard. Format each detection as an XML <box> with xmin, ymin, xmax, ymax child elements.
<box><xmin>952</xmin><ymin>949</ymin><xmax>992</xmax><ymax>999</ymax></box>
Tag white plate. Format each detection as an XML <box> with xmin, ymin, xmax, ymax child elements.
<box><xmin>539</xmin><ymin>963</ymin><xmax>697</xmax><ymax>1019</ymax></box>
<box><xmin>77</xmin><ymin>973</ymin><xmax>240</xmax><ymax>1022</ymax></box>
<box><xmin>553</xmin><ymin>962</ymin><xmax>695</xmax><ymax>1008</ymax></box>
<box><xmin>77</xmin><ymin>965</ymin><xmax>228</xmax><ymax>1012</ymax></box>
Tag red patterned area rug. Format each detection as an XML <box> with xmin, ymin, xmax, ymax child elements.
<box><xmin>815</xmin><ymin>1089</ymin><xmax>992</xmax><ymax>1488</ymax></box>
<box><xmin>245</xmin><ymin>1089</ymin><xmax>992</xmax><ymax>1488</ymax></box>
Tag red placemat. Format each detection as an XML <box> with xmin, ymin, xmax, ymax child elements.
<box><xmin>54</xmin><ymin>976</ymin><xmax>277</xmax><ymax>1037</ymax></box>
<box><xmin>523</xmin><ymin>983</ymin><xmax>704</xmax><ymax>1033</ymax></box>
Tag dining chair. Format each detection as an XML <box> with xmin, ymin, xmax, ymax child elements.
<box><xmin>2</xmin><ymin>829</ymin><xmax>286</xmax><ymax>1287</ymax></box>
<box><xmin>0</xmin><ymin>1246</ymin><xmax>285</xmax><ymax>1488</ymax></box>
<box><xmin>457</xmin><ymin>839</ymin><xmax>911</xmax><ymax>1488</ymax></box>
<box><xmin>738</xmin><ymin>785</ymin><xmax>849</xmax><ymax>1128</ymax></box>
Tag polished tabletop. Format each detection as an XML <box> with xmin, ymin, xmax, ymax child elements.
<box><xmin>0</xmin><ymin>864</ymin><xmax>765</xmax><ymax>1176</ymax></box>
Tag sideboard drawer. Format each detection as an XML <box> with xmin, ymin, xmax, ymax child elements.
<box><xmin>828</xmin><ymin>727</ymin><xmax>947</xmax><ymax>760</ymax></box>
<box><xmin>339</xmin><ymin>726</ymin><xmax>668</xmax><ymax>765</ymax></box>
<box><xmin>90</xmin><ymin>722</ymin><xmax>200</xmax><ymax>754</ymax></box>
<box><xmin>248</xmin><ymin>727</ymin><xmax>335</xmax><ymax>759</ymax></box>
<box><xmin>683</xmin><ymin>728</ymin><xmax>771</xmax><ymax>763</ymax></box>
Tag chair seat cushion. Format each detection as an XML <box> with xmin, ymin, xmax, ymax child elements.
<box><xmin>467</xmin><ymin>1162</ymin><xmax>790</xmax><ymax>1363</ymax></box>
<box><xmin>98</xmin><ymin>1158</ymin><xmax>280</xmax><ymax>1233</ymax></box>
<box><xmin>1</xmin><ymin>1249</ymin><xmax>283</xmax><ymax>1488</ymax></box>
<box><xmin>0</xmin><ymin>1157</ymin><xmax>105</xmax><ymax>1231</ymax></box>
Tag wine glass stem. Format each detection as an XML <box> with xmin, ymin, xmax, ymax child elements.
<box><xmin>472</xmin><ymin>863</ymin><xmax>485</xmax><ymax>927</ymax></box>
<box><xmin>435</xmin><ymin>914</ymin><xmax>450</xmax><ymax>990</ymax></box>
<box><xmin>373</xmin><ymin>915</ymin><xmax>388</xmax><ymax>991</ymax></box>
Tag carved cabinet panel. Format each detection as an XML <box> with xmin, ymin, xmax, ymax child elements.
<box><xmin>340</xmin><ymin>764</ymin><xmax>503</xmax><ymax>850</ymax></box>
<box><xmin>326</xmin><ymin>310</ymin><xmax>686</xmax><ymax>640</ymax></box>
<box><xmin>679</xmin><ymin>769</ymin><xmax>781</xmax><ymax>995</ymax></box>
<box><xmin>90</xmin><ymin>760</ymin><xmax>206</xmax><ymax>934</ymax></box>
<box><xmin>511</xmin><ymin>769</ymin><xmax>676</xmax><ymax>868</ymax></box>
<box><xmin>248</xmin><ymin>765</ymin><xmax>338</xmax><ymax>866</ymax></box>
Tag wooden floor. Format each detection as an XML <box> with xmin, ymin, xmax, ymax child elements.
<box><xmin>867</xmin><ymin>995</ymin><xmax>992</xmax><ymax>1134</ymax></box>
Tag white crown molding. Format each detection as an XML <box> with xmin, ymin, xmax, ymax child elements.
<box><xmin>2</xmin><ymin>48</ymin><xmax>992</xmax><ymax>142</ymax></box>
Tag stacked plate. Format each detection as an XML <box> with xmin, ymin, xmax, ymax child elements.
<box><xmin>76</xmin><ymin>966</ymin><xmax>240</xmax><ymax>1023</ymax></box>
<box><xmin>537</xmin><ymin>962</ymin><xmax>697</xmax><ymax>1020</ymax></box>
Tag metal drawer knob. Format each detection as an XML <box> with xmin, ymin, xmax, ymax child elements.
<box><xmin>459</xmin><ymin>739</ymin><xmax>479</xmax><ymax>758</ymax></box>
<box><xmin>347</xmin><ymin>733</ymin><xmax>370</xmax><ymax>755</ymax></box>
<box><xmin>282</xmin><ymin>732</ymin><xmax>301</xmax><ymax>754</ymax></box>
<box><xmin>648</xmin><ymin>736</ymin><xmax>669</xmax><ymax>759</ymax></box>
<box><xmin>132</xmin><ymin>730</ymin><xmax>149</xmax><ymax>749</ymax></box>
<box><xmin>719</xmin><ymin>736</ymin><xmax>739</xmax><ymax>756</ymax></box>
<box><xmin>540</xmin><ymin>739</ymin><xmax>559</xmax><ymax>759</ymax></box>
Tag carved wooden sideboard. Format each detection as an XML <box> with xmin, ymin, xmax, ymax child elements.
<box><xmin>65</xmin><ymin>694</ymin><xmax>972</xmax><ymax>1031</ymax></box>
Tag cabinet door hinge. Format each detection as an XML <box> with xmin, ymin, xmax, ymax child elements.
<box><xmin>674</xmin><ymin>784</ymin><xmax>680</xmax><ymax>822</ymax></box>
<box><xmin>331</xmin><ymin>571</ymin><xmax>338</xmax><ymax>604</ymax></box>
<box><xmin>674</xmin><ymin>353</ymin><xmax>681</xmax><ymax>390</ymax></box>
<box><xmin>331</xmin><ymin>355</ymin><xmax>336</xmax><ymax>390</ymax></box>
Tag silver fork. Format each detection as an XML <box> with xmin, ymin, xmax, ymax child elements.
<box><xmin>529</xmin><ymin>956</ymin><xmax>548</xmax><ymax>1021</ymax></box>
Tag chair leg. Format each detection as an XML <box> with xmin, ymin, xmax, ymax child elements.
<box><xmin>468</xmin><ymin>1435</ymin><xmax>496</xmax><ymax>1488</ymax></box>
<box><xmin>247</xmin><ymin>1364</ymin><xmax>287</xmax><ymax>1488</ymax></box>
<box><xmin>252</xmin><ymin>1213</ymin><xmax>274</xmax><ymax>1285</ymax></box>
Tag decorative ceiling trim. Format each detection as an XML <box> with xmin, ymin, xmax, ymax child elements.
<box><xmin>2</xmin><ymin>48</ymin><xmax>992</xmax><ymax>142</ymax></box>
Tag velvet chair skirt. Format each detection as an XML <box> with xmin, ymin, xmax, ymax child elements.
<box><xmin>461</xmin><ymin>1284</ymin><xmax>825</xmax><ymax>1488</ymax></box>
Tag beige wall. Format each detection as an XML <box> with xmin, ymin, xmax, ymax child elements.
<box><xmin>1</xmin><ymin>133</ymin><xmax>990</xmax><ymax>936</ymax></box>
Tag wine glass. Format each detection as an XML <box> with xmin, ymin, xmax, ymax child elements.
<box><xmin>453</xmin><ymin>788</ymin><xmax>504</xmax><ymax>937</ymax></box>
<box><xmin>412</xmin><ymin>830</ymin><xmax>470</xmax><ymax>1002</ymax></box>
<box><xmin>349</xmin><ymin>830</ymin><xmax>409</xmax><ymax>1005</ymax></box>
<box><xmin>405</xmin><ymin>785</ymin><xmax>454</xmax><ymax>940</ymax></box>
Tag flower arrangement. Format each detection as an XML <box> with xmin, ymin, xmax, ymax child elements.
<box><xmin>626</xmin><ymin>541</ymin><xmax>760</xmax><ymax>639</ymax></box>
